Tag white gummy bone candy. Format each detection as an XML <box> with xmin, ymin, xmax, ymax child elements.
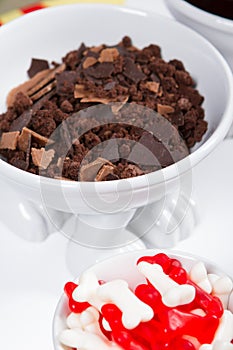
<box><xmin>60</xmin><ymin>328</ymin><xmax>122</xmax><ymax>350</ymax></box>
<box><xmin>98</xmin><ymin>279</ymin><xmax>154</xmax><ymax>329</ymax></box>
<box><xmin>72</xmin><ymin>270</ymin><xmax>104</xmax><ymax>310</ymax></box>
<box><xmin>213</xmin><ymin>310</ymin><xmax>233</xmax><ymax>343</ymax></box>
<box><xmin>190</xmin><ymin>262</ymin><xmax>212</xmax><ymax>293</ymax></box>
<box><xmin>212</xmin><ymin>276</ymin><xmax>233</xmax><ymax>309</ymax></box>
<box><xmin>137</xmin><ymin>261</ymin><xmax>196</xmax><ymax>307</ymax></box>
<box><xmin>79</xmin><ymin>306</ymin><xmax>99</xmax><ymax>328</ymax></box>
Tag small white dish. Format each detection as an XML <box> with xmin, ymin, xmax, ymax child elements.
<box><xmin>165</xmin><ymin>0</ymin><xmax>233</xmax><ymax>70</ymax></box>
<box><xmin>53</xmin><ymin>248</ymin><xmax>233</xmax><ymax>350</ymax></box>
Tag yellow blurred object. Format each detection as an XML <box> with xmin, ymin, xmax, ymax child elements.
<box><xmin>42</xmin><ymin>0</ymin><xmax>124</xmax><ymax>5</ymax></box>
<box><xmin>0</xmin><ymin>0</ymin><xmax>125</xmax><ymax>25</ymax></box>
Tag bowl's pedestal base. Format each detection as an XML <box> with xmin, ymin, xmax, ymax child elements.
<box><xmin>0</xmin><ymin>177</ymin><xmax>197</xmax><ymax>276</ymax></box>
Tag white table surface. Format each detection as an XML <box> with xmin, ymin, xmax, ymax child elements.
<box><xmin>0</xmin><ymin>1</ymin><xmax>233</xmax><ymax>350</ymax></box>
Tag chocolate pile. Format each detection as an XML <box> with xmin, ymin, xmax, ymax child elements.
<box><xmin>0</xmin><ymin>36</ymin><xmax>207</xmax><ymax>181</ymax></box>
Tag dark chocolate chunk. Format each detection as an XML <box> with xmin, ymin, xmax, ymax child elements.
<box><xmin>85</xmin><ymin>62</ymin><xmax>114</xmax><ymax>79</ymax></box>
<box><xmin>27</xmin><ymin>58</ymin><xmax>50</xmax><ymax>78</ymax></box>
<box><xmin>9</xmin><ymin>109</ymin><xmax>32</xmax><ymax>132</ymax></box>
<box><xmin>123</xmin><ymin>57</ymin><xmax>146</xmax><ymax>84</ymax></box>
<box><xmin>129</xmin><ymin>131</ymin><xmax>174</xmax><ymax>167</ymax></box>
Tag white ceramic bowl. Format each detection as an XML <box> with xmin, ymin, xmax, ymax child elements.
<box><xmin>53</xmin><ymin>249</ymin><xmax>233</xmax><ymax>350</ymax></box>
<box><xmin>0</xmin><ymin>4</ymin><xmax>232</xmax><ymax>215</ymax></box>
<box><xmin>165</xmin><ymin>0</ymin><xmax>233</xmax><ymax>70</ymax></box>
<box><xmin>0</xmin><ymin>5</ymin><xmax>233</xmax><ymax>251</ymax></box>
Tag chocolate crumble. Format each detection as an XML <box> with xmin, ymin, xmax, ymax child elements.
<box><xmin>0</xmin><ymin>36</ymin><xmax>207</xmax><ymax>181</ymax></box>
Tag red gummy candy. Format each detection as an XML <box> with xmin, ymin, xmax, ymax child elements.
<box><xmin>137</xmin><ymin>253</ymin><xmax>171</xmax><ymax>273</ymax></box>
<box><xmin>188</xmin><ymin>280</ymin><xmax>224</xmax><ymax>318</ymax></box>
<box><xmin>168</xmin><ymin>265</ymin><xmax>188</xmax><ymax>284</ymax></box>
<box><xmin>160</xmin><ymin>308</ymin><xmax>220</xmax><ymax>344</ymax></box>
<box><xmin>64</xmin><ymin>281</ymin><xmax>77</xmax><ymax>298</ymax></box>
<box><xmin>112</xmin><ymin>330</ymin><xmax>148</xmax><ymax>350</ymax></box>
<box><xmin>64</xmin><ymin>281</ymin><xmax>90</xmax><ymax>313</ymax></box>
<box><xmin>102</xmin><ymin>304</ymin><xmax>152</xmax><ymax>350</ymax></box>
<box><xmin>169</xmin><ymin>336</ymin><xmax>196</xmax><ymax>349</ymax></box>
<box><xmin>101</xmin><ymin>303</ymin><xmax>123</xmax><ymax>331</ymax></box>
<box><xmin>135</xmin><ymin>284</ymin><xmax>166</xmax><ymax>315</ymax></box>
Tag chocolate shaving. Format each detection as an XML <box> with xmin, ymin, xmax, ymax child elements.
<box><xmin>74</xmin><ymin>84</ymin><xmax>86</xmax><ymax>99</ymax></box>
<box><xmin>7</xmin><ymin>68</ymin><xmax>51</xmax><ymax>107</ymax></box>
<box><xmin>0</xmin><ymin>131</ymin><xmax>19</xmax><ymax>150</ymax></box>
<box><xmin>79</xmin><ymin>157</ymin><xmax>113</xmax><ymax>181</ymax></box>
<box><xmin>7</xmin><ymin>64</ymin><xmax>65</xmax><ymax>107</ymax></box>
<box><xmin>98</xmin><ymin>48</ymin><xmax>119</xmax><ymax>63</ymax></box>
<box><xmin>31</xmin><ymin>147</ymin><xmax>55</xmax><ymax>169</ymax></box>
<box><xmin>27</xmin><ymin>63</ymin><xmax>65</xmax><ymax>97</ymax></box>
<box><xmin>31</xmin><ymin>90</ymin><xmax>56</xmax><ymax>110</ymax></box>
<box><xmin>22</xmin><ymin>127</ymin><xmax>54</xmax><ymax>146</ymax></box>
<box><xmin>80</xmin><ymin>96</ymin><xmax>112</xmax><ymax>104</ymax></box>
<box><xmin>30</xmin><ymin>80</ymin><xmax>56</xmax><ymax>101</ymax></box>
<box><xmin>90</xmin><ymin>45</ymin><xmax>104</xmax><ymax>53</ymax></box>
<box><xmin>95</xmin><ymin>164</ymin><xmax>115</xmax><ymax>181</ymax></box>
<box><xmin>157</xmin><ymin>104</ymin><xmax>175</xmax><ymax>115</ymax></box>
<box><xmin>145</xmin><ymin>81</ymin><xmax>160</xmax><ymax>93</ymax></box>
<box><xmin>18</xmin><ymin>127</ymin><xmax>32</xmax><ymax>152</ymax></box>
<box><xmin>83</xmin><ymin>57</ymin><xmax>98</xmax><ymax>69</ymax></box>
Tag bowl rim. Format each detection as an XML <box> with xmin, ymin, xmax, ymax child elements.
<box><xmin>52</xmin><ymin>248</ymin><xmax>233</xmax><ymax>350</ymax></box>
<box><xmin>165</xmin><ymin>0</ymin><xmax>233</xmax><ymax>33</ymax></box>
<box><xmin>0</xmin><ymin>3</ymin><xmax>233</xmax><ymax>193</ymax></box>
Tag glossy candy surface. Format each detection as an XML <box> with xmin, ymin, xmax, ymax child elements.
<box><xmin>60</xmin><ymin>253</ymin><xmax>233</xmax><ymax>350</ymax></box>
